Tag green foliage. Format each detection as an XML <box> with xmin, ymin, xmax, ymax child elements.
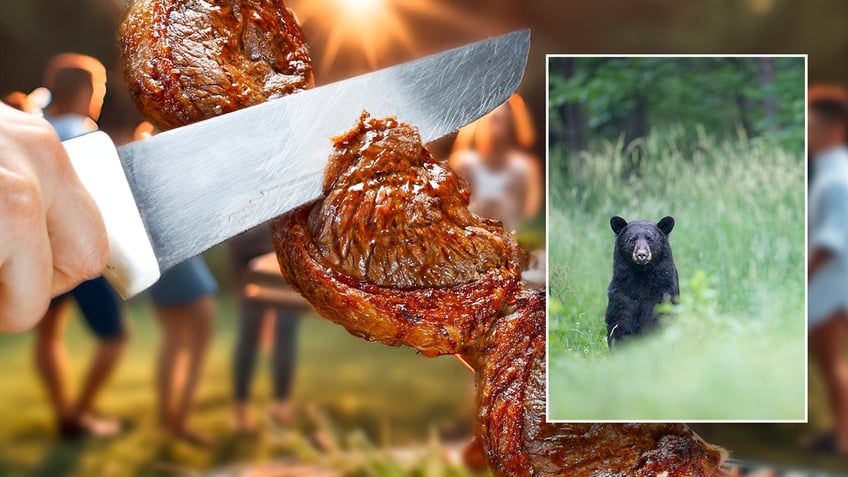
<box><xmin>547</xmin><ymin>127</ymin><xmax>805</xmax><ymax>420</ymax></box>
<box><xmin>549</xmin><ymin>57</ymin><xmax>805</xmax><ymax>152</ymax></box>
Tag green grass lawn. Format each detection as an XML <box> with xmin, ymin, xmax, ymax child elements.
<box><xmin>547</xmin><ymin>127</ymin><xmax>806</xmax><ymax>420</ymax></box>
<box><xmin>694</xmin><ymin>361</ymin><xmax>848</xmax><ymax>474</ymax></box>
<box><xmin>0</xmin><ymin>292</ymin><xmax>476</xmax><ymax>477</ymax></box>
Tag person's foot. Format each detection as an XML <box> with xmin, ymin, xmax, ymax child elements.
<box><xmin>58</xmin><ymin>414</ymin><xmax>126</xmax><ymax>440</ymax></box>
<box><xmin>268</xmin><ymin>400</ymin><xmax>294</xmax><ymax>427</ymax></box>
<box><xmin>232</xmin><ymin>418</ymin><xmax>256</xmax><ymax>435</ymax></box>
<box><xmin>232</xmin><ymin>404</ymin><xmax>256</xmax><ymax>436</ymax></box>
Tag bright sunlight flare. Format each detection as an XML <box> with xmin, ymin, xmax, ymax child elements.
<box><xmin>291</xmin><ymin>0</ymin><xmax>484</xmax><ymax>74</ymax></box>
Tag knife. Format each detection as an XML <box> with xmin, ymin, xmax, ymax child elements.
<box><xmin>61</xmin><ymin>29</ymin><xmax>531</xmax><ymax>299</ymax></box>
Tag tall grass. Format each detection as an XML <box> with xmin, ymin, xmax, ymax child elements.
<box><xmin>547</xmin><ymin>126</ymin><xmax>806</xmax><ymax>420</ymax></box>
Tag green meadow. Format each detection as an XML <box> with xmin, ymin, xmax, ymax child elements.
<box><xmin>547</xmin><ymin>127</ymin><xmax>806</xmax><ymax>420</ymax></box>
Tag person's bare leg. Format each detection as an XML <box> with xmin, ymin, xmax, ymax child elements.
<box><xmin>174</xmin><ymin>296</ymin><xmax>214</xmax><ymax>433</ymax></box>
<box><xmin>155</xmin><ymin>296</ymin><xmax>215</xmax><ymax>445</ymax></box>
<box><xmin>34</xmin><ymin>301</ymin><xmax>73</xmax><ymax>431</ymax></box>
<box><xmin>155</xmin><ymin>307</ymin><xmax>186</xmax><ymax>432</ymax></box>
<box><xmin>72</xmin><ymin>336</ymin><xmax>127</xmax><ymax>435</ymax></box>
<box><xmin>811</xmin><ymin>311</ymin><xmax>848</xmax><ymax>454</ymax></box>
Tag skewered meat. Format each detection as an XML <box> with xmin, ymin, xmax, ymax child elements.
<box><xmin>468</xmin><ymin>288</ymin><xmax>727</xmax><ymax>477</ymax></box>
<box><xmin>120</xmin><ymin>0</ymin><xmax>313</xmax><ymax>130</ymax></box>
<box><xmin>271</xmin><ymin>113</ymin><xmax>525</xmax><ymax>357</ymax></box>
<box><xmin>270</xmin><ymin>114</ymin><xmax>725</xmax><ymax>474</ymax></box>
<box><xmin>119</xmin><ymin>6</ymin><xmax>729</xmax><ymax>471</ymax></box>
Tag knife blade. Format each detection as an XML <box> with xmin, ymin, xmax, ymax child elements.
<box><xmin>62</xmin><ymin>29</ymin><xmax>531</xmax><ymax>298</ymax></box>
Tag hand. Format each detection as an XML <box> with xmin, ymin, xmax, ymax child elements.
<box><xmin>0</xmin><ymin>103</ymin><xmax>107</xmax><ymax>332</ymax></box>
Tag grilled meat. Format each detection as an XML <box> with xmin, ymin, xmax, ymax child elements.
<box><xmin>120</xmin><ymin>8</ymin><xmax>728</xmax><ymax>471</ymax></box>
<box><xmin>271</xmin><ymin>113</ymin><xmax>524</xmax><ymax>357</ymax></box>
<box><xmin>120</xmin><ymin>0</ymin><xmax>313</xmax><ymax>130</ymax></box>
<box><xmin>468</xmin><ymin>289</ymin><xmax>727</xmax><ymax>477</ymax></box>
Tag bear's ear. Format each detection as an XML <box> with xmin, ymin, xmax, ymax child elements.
<box><xmin>610</xmin><ymin>216</ymin><xmax>628</xmax><ymax>235</ymax></box>
<box><xmin>657</xmin><ymin>216</ymin><xmax>675</xmax><ymax>235</ymax></box>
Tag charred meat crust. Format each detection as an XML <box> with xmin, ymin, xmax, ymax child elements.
<box><xmin>270</xmin><ymin>113</ymin><xmax>524</xmax><ymax>357</ymax></box>
<box><xmin>120</xmin><ymin>0</ymin><xmax>313</xmax><ymax>130</ymax></box>
<box><xmin>471</xmin><ymin>289</ymin><xmax>727</xmax><ymax>477</ymax></box>
<box><xmin>271</xmin><ymin>201</ymin><xmax>520</xmax><ymax>357</ymax></box>
<box><xmin>470</xmin><ymin>288</ymin><xmax>544</xmax><ymax>475</ymax></box>
<box><xmin>310</xmin><ymin>113</ymin><xmax>524</xmax><ymax>289</ymax></box>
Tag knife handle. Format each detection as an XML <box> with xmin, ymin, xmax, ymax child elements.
<box><xmin>62</xmin><ymin>131</ymin><xmax>161</xmax><ymax>299</ymax></box>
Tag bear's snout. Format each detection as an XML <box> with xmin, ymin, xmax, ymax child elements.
<box><xmin>632</xmin><ymin>242</ymin><xmax>652</xmax><ymax>265</ymax></box>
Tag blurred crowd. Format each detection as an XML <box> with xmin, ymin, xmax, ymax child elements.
<box><xmin>3</xmin><ymin>51</ymin><xmax>309</xmax><ymax>445</ymax></box>
<box><xmin>1</xmin><ymin>52</ymin><xmax>543</xmax><ymax>450</ymax></box>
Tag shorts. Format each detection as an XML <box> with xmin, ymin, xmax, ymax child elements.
<box><xmin>148</xmin><ymin>256</ymin><xmax>218</xmax><ymax>306</ymax></box>
<box><xmin>54</xmin><ymin>276</ymin><xmax>125</xmax><ymax>340</ymax></box>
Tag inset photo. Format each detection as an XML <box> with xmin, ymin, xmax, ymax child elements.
<box><xmin>546</xmin><ymin>55</ymin><xmax>807</xmax><ymax>421</ymax></box>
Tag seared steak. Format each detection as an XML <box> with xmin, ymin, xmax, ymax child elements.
<box><xmin>271</xmin><ymin>113</ymin><xmax>524</xmax><ymax>357</ymax></box>
<box><xmin>120</xmin><ymin>0</ymin><xmax>313</xmax><ymax>130</ymax></box>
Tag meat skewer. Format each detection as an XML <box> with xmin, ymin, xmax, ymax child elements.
<box><xmin>270</xmin><ymin>112</ymin><xmax>727</xmax><ymax>476</ymax></box>
<box><xmin>120</xmin><ymin>2</ymin><xmax>728</xmax><ymax>474</ymax></box>
<box><xmin>271</xmin><ymin>112</ymin><xmax>525</xmax><ymax>357</ymax></box>
<box><xmin>467</xmin><ymin>288</ymin><xmax>727</xmax><ymax>477</ymax></box>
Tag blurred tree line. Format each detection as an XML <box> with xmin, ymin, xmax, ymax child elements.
<box><xmin>549</xmin><ymin>57</ymin><xmax>805</xmax><ymax>156</ymax></box>
<box><xmin>1</xmin><ymin>0</ymin><xmax>839</xmax><ymax>165</ymax></box>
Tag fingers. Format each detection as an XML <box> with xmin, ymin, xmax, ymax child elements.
<box><xmin>44</xmin><ymin>139</ymin><xmax>109</xmax><ymax>295</ymax></box>
<box><xmin>0</xmin><ymin>165</ymin><xmax>53</xmax><ymax>332</ymax></box>
<box><xmin>0</xmin><ymin>105</ymin><xmax>108</xmax><ymax>331</ymax></box>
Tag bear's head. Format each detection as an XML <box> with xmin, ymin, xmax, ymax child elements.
<box><xmin>610</xmin><ymin>216</ymin><xmax>675</xmax><ymax>266</ymax></box>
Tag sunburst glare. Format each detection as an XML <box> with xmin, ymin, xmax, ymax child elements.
<box><xmin>290</xmin><ymin>0</ymin><xmax>487</xmax><ymax>75</ymax></box>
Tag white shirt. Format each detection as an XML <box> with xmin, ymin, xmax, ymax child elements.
<box><xmin>809</xmin><ymin>146</ymin><xmax>848</xmax><ymax>325</ymax></box>
<box><xmin>454</xmin><ymin>150</ymin><xmax>529</xmax><ymax>231</ymax></box>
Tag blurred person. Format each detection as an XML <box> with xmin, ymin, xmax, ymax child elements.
<box><xmin>129</xmin><ymin>121</ymin><xmax>219</xmax><ymax>446</ymax></box>
<box><xmin>3</xmin><ymin>88</ymin><xmax>51</xmax><ymax>115</ymax></box>
<box><xmin>449</xmin><ymin>94</ymin><xmax>542</xmax><ymax>232</ymax></box>
<box><xmin>4</xmin><ymin>91</ymin><xmax>30</xmax><ymax>111</ymax></box>
<box><xmin>0</xmin><ymin>99</ymin><xmax>108</xmax><ymax>320</ymax></box>
<box><xmin>34</xmin><ymin>53</ymin><xmax>127</xmax><ymax>439</ymax></box>
<box><xmin>0</xmin><ymin>104</ymin><xmax>106</xmax><ymax>333</ymax></box>
<box><xmin>229</xmin><ymin>226</ymin><xmax>307</xmax><ymax>434</ymax></box>
<box><xmin>42</xmin><ymin>54</ymin><xmax>106</xmax><ymax>138</ymax></box>
<box><xmin>807</xmin><ymin>84</ymin><xmax>848</xmax><ymax>456</ymax></box>
<box><xmin>149</xmin><ymin>265</ymin><xmax>217</xmax><ymax>445</ymax></box>
<box><xmin>450</xmin><ymin>94</ymin><xmax>545</xmax><ymax>287</ymax></box>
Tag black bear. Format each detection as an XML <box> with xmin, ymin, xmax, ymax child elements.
<box><xmin>605</xmin><ymin>216</ymin><xmax>679</xmax><ymax>347</ymax></box>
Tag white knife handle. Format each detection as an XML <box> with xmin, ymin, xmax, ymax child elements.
<box><xmin>62</xmin><ymin>131</ymin><xmax>161</xmax><ymax>298</ymax></box>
